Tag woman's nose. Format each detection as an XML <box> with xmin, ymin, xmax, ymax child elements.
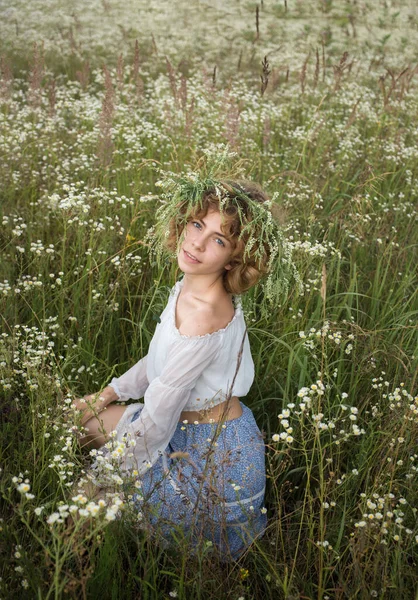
<box><xmin>191</xmin><ymin>237</ymin><xmax>205</xmax><ymax>250</ymax></box>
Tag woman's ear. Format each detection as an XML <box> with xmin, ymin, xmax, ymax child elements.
<box><xmin>224</xmin><ymin>256</ymin><xmax>238</xmax><ymax>271</ymax></box>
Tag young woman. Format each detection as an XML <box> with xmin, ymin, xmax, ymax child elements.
<box><xmin>73</xmin><ymin>177</ymin><xmax>288</xmax><ymax>559</ymax></box>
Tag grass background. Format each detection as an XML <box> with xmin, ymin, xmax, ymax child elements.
<box><xmin>0</xmin><ymin>0</ymin><xmax>417</xmax><ymax>598</ymax></box>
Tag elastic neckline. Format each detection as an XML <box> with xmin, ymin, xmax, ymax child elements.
<box><xmin>171</xmin><ymin>278</ymin><xmax>242</xmax><ymax>340</ymax></box>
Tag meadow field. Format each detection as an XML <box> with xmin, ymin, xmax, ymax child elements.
<box><xmin>1</xmin><ymin>0</ymin><xmax>417</xmax><ymax>598</ymax></box>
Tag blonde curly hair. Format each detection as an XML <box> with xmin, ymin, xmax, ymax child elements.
<box><xmin>165</xmin><ymin>179</ymin><xmax>278</xmax><ymax>295</ymax></box>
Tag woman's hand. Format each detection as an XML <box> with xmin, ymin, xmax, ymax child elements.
<box><xmin>72</xmin><ymin>387</ymin><xmax>118</xmax><ymax>426</ymax></box>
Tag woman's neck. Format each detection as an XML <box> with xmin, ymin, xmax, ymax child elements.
<box><xmin>180</xmin><ymin>273</ymin><xmax>229</xmax><ymax>302</ymax></box>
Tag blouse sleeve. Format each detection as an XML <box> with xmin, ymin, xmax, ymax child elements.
<box><xmin>108</xmin><ymin>354</ymin><xmax>149</xmax><ymax>401</ymax></box>
<box><xmin>122</xmin><ymin>334</ymin><xmax>223</xmax><ymax>475</ymax></box>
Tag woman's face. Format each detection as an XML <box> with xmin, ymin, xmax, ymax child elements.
<box><xmin>177</xmin><ymin>208</ymin><xmax>234</xmax><ymax>277</ymax></box>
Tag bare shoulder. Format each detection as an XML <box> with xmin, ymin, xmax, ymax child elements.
<box><xmin>177</xmin><ymin>297</ymin><xmax>235</xmax><ymax>337</ymax></box>
<box><xmin>177</xmin><ymin>304</ymin><xmax>220</xmax><ymax>337</ymax></box>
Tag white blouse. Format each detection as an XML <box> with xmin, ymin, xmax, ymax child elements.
<box><xmin>105</xmin><ymin>277</ymin><xmax>255</xmax><ymax>474</ymax></box>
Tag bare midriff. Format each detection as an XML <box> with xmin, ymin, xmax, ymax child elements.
<box><xmin>179</xmin><ymin>395</ymin><xmax>243</xmax><ymax>424</ymax></box>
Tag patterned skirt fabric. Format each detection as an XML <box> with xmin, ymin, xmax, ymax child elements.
<box><xmin>128</xmin><ymin>402</ymin><xmax>267</xmax><ymax>560</ymax></box>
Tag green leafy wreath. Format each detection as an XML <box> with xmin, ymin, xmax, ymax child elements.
<box><xmin>145</xmin><ymin>144</ymin><xmax>302</xmax><ymax>317</ymax></box>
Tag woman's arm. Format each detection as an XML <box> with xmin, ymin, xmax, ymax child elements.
<box><xmin>107</xmin><ymin>354</ymin><xmax>149</xmax><ymax>401</ymax></box>
<box><xmin>73</xmin><ymin>354</ymin><xmax>149</xmax><ymax>425</ymax></box>
<box><xmin>91</xmin><ymin>335</ymin><xmax>223</xmax><ymax>481</ymax></box>
<box><xmin>72</xmin><ymin>385</ymin><xmax>119</xmax><ymax>426</ymax></box>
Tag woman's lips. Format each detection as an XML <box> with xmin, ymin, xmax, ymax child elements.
<box><xmin>183</xmin><ymin>249</ymin><xmax>201</xmax><ymax>263</ymax></box>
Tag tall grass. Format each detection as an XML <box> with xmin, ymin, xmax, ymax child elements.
<box><xmin>1</xmin><ymin>0</ymin><xmax>417</xmax><ymax>598</ymax></box>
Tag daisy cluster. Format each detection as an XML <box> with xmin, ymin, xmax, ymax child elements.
<box><xmin>11</xmin><ymin>465</ymin><xmax>124</xmax><ymax>527</ymax></box>
<box><xmin>10</xmin><ymin>544</ymin><xmax>28</xmax><ymax>589</ymax></box>
<box><xmin>272</xmin><ymin>380</ymin><xmax>365</xmax><ymax>447</ymax></box>
<box><xmin>13</xmin><ymin>475</ymin><xmax>35</xmax><ymax>501</ymax></box>
<box><xmin>298</xmin><ymin>321</ymin><xmax>355</xmax><ymax>358</ymax></box>
<box><xmin>45</xmin><ymin>184</ymin><xmax>135</xmax><ymax>216</ymax></box>
<box><xmin>288</xmin><ymin>239</ymin><xmax>341</xmax><ymax>260</ymax></box>
<box><xmin>369</xmin><ymin>378</ymin><xmax>418</xmax><ymax>425</ymax></box>
<box><xmin>88</xmin><ymin>429</ymin><xmax>140</xmax><ymax>488</ymax></box>
<box><xmin>45</xmin><ymin>493</ymin><xmax>124</xmax><ymax>525</ymax></box>
<box><xmin>386</xmin><ymin>384</ymin><xmax>418</xmax><ymax>425</ymax></box>
<box><xmin>0</xmin><ymin>323</ymin><xmax>84</xmax><ymax>395</ymax></box>
<box><xmin>0</xmin><ymin>324</ymin><xmax>61</xmax><ymax>393</ymax></box>
<box><xmin>353</xmin><ymin>491</ymin><xmax>417</xmax><ymax>547</ymax></box>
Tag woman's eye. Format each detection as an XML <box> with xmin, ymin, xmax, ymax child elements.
<box><xmin>190</xmin><ymin>222</ymin><xmax>224</xmax><ymax>246</ymax></box>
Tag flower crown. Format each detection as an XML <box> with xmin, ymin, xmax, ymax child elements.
<box><xmin>144</xmin><ymin>145</ymin><xmax>302</xmax><ymax>316</ymax></box>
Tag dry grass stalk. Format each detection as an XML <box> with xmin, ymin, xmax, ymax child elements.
<box><xmin>397</xmin><ymin>66</ymin><xmax>411</xmax><ymax>100</ymax></box>
<box><xmin>269</xmin><ymin>67</ymin><xmax>280</xmax><ymax>91</ymax></box>
<box><xmin>378</xmin><ymin>74</ymin><xmax>387</xmax><ymax>106</ymax></box>
<box><xmin>132</xmin><ymin>41</ymin><xmax>144</xmax><ymax>101</ymax></box>
<box><xmin>48</xmin><ymin>79</ymin><xmax>56</xmax><ymax>117</ymax></box>
<box><xmin>28</xmin><ymin>41</ymin><xmax>45</xmax><ymax>109</ymax></box>
<box><xmin>314</xmin><ymin>47</ymin><xmax>320</xmax><ymax>88</ymax></box>
<box><xmin>116</xmin><ymin>53</ymin><xmax>124</xmax><ymax>91</ymax></box>
<box><xmin>179</xmin><ymin>74</ymin><xmax>188</xmax><ymax>113</ymax></box>
<box><xmin>349</xmin><ymin>13</ymin><xmax>357</xmax><ymax>38</ymax></box>
<box><xmin>300</xmin><ymin>52</ymin><xmax>310</xmax><ymax>94</ymax></box>
<box><xmin>345</xmin><ymin>97</ymin><xmax>362</xmax><ymax>129</ymax></box>
<box><xmin>75</xmin><ymin>61</ymin><xmax>90</xmax><ymax>90</ymax></box>
<box><xmin>237</xmin><ymin>50</ymin><xmax>243</xmax><ymax>71</ymax></box>
<box><xmin>200</xmin><ymin>66</ymin><xmax>215</xmax><ymax>92</ymax></box>
<box><xmin>212</xmin><ymin>65</ymin><xmax>217</xmax><ymax>88</ymax></box>
<box><xmin>0</xmin><ymin>56</ymin><xmax>13</xmax><ymax>101</ymax></box>
<box><xmin>163</xmin><ymin>100</ymin><xmax>174</xmax><ymax>137</ymax></box>
<box><xmin>320</xmin><ymin>263</ymin><xmax>327</xmax><ymax>303</ymax></box>
<box><xmin>223</xmin><ymin>90</ymin><xmax>241</xmax><ymax>151</ymax></box>
<box><xmin>260</xmin><ymin>55</ymin><xmax>271</xmax><ymax>96</ymax></box>
<box><xmin>135</xmin><ymin>74</ymin><xmax>144</xmax><ymax>102</ymax></box>
<box><xmin>332</xmin><ymin>51</ymin><xmax>350</xmax><ymax>91</ymax></box>
<box><xmin>256</xmin><ymin>5</ymin><xmax>260</xmax><ymax>41</ymax></box>
<box><xmin>380</xmin><ymin>66</ymin><xmax>413</xmax><ymax>108</ymax></box>
<box><xmin>132</xmin><ymin>40</ymin><xmax>140</xmax><ymax>80</ymax></box>
<box><xmin>185</xmin><ymin>96</ymin><xmax>196</xmax><ymax>140</ymax></box>
<box><xmin>401</xmin><ymin>64</ymin><xmax>418</xmax><ymax>97</ymax></box>
<box><xmin>97</xmin><ymin>65</ymin><xmax>115</xmax><ymax>167</ymax></box>
<box><xmin>151</xmin><ymin>33</ymin><xmax>159</xmax><ymax>55</ymax></box>
<box><xmin>166</xmin><ymin>57</ymin><xmax>179</xmax><ymax>108</ymax></box>
<box><xmin>263</xmin><ymin>115</ymin><xmax>271</xmax><ymax>150</ymax></box>
<box><xmin>68</xmin><ymin>27</ymin><xmax>80</xmax><ymax>56</ymax></box>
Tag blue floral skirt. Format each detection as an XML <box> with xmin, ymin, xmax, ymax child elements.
<box><xmin>128</xmin><ymin>402</ymin><xmax>267</xmax><ymax>560</ymax></box>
